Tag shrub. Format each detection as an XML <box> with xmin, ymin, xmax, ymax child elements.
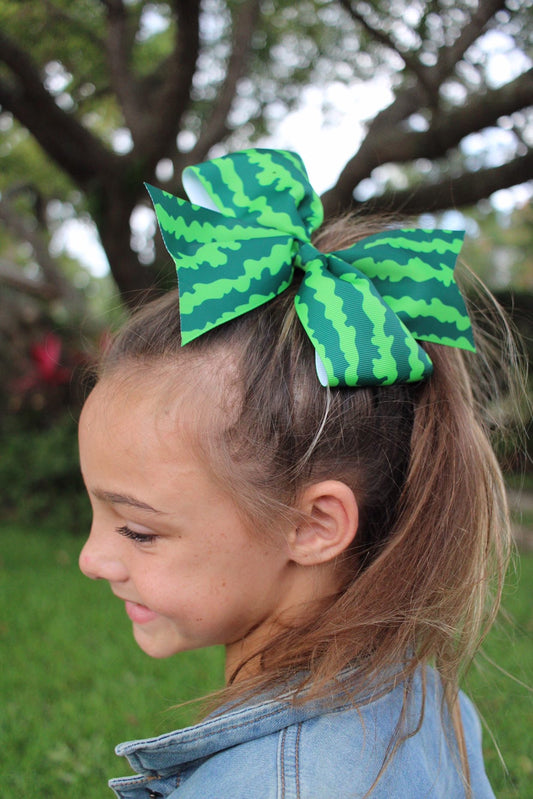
<box><xmin>0</xmin><ymin>413</ymin><xmax>91</xmax><ymax>534</ymax></box>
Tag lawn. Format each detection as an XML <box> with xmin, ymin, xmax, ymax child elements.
<box><xmin>1</xmin><ymin>527</ymin><xmax>531</xmax><ymax>797</ymax></box>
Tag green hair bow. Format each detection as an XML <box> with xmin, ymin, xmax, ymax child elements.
<box><xmin>146</xmin><ymin>148</ymin><xmax>475</xmax><ymax>387</ymax></box>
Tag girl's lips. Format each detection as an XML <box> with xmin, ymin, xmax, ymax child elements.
<box><xmin>124</xmin><ymin>600</ymin><xmax>159</xmax><ymax>624</ymax></box>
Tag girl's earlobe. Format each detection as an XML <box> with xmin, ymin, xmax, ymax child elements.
<box><xmin>288</xmin><ymin>480</ymin><xmax>358</xmax><ymax>567</ymax></box>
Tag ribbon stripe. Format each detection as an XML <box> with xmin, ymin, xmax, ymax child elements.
<box><xmin>146</xmin><ymin>148</ymin><xmax>475</xmax><ymax>387</ymax></box>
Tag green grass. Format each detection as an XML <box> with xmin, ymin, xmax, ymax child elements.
<box><xmin>463</xmin><ymin>553</ymin><xmax>533</xmax><ymax>798</ymax></box>
<box><xmin>0</xmin><ymin>528</ymin><xmax>224</xmax><ymax>794</ymax></box>
<box><xmin>505</xmin><ymin>472</ymin><xmax>533</xmax><ymax>493</ymax></box>
<box><xmin>1</xmin><ymin>528</ymin><xmax>531</xmax><ymax>797</ymax></box>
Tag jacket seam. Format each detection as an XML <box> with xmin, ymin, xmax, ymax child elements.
<box><xmin>279</xmin><ymin>723</ymin><xmax>303</xmax><ymax>799</ymax></box>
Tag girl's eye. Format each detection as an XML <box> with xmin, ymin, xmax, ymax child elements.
<box><xmin>116</xmin><ymin>525</ymin><xmax>157</xmax><ymax>545</ymax></box>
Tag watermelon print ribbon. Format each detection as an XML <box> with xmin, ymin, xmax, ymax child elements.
<box><xmin>146</xmin><ymin>148</ymin><xmax>475</xmax><ymax>387</ymax></box>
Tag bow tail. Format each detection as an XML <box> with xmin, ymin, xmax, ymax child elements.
<box><xmin>294</xmin><ymin>252</ymin><xmax>434</xmax><ymax>387</ymax></box>
<box><xmin>333</xmin><ymin>229</ymin><xmax>475</xmax><ymax>353</ymax></box>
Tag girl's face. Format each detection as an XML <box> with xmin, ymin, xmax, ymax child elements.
<box><xmin>78</xmin><ymin>374</ymin><xmax>299</xmax><ymax>670</ymax></box>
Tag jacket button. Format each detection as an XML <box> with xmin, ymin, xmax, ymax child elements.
<box><xmin>147</xmin><ymin>792</ymin><xmax>162</xmax><ymax>798</ymax></box>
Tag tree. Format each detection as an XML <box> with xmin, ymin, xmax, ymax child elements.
<box><xmin>463</xmin><ymin>202</ymin><xmax>533</xmax><ymax>291</ymax></box>
<box><xmin>0</xmin><ymin>0</ymin><xmax>531</xmax><ymax>307</ymax></box>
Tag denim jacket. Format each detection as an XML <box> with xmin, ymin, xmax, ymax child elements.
<box><xmin>109</xmin><ymin>668</ymin><xmax>495</xmax><ymax>799</ymax></box>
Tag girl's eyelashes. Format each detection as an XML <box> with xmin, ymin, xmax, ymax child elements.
<box><xmin>116</xmin><ymin>525</ymin><xmax>157</xmax><ymax>545</ymax></box>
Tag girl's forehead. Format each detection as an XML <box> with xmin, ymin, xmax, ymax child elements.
<box><xmin>79</xmin><ymin>373</ymin><xmax>235</xmax><ymax>513</ymax></box>
<box><xmin>83</xmin><ymin>373</ymin><xmax>192</xmax><ymax>437</ymax></box>
<box><xmin>81</xmin><ymin>361</ymin><xmax>237</xmax><ymax>452</ymax></box>
<box><xmin>80</xmin><ymin>379</ymin><xmax>202</xmax><ymax>483</ymax></box>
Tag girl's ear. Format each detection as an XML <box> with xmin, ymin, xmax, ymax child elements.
<box><xmin>288</xmin><ymin>480</ymin><xmax>358</xmax><ymax>566</ymax></box>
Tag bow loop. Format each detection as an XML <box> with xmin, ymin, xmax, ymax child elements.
<box><xmin>182</xmin><ymin>149</ymin><xmax>323</xmax><ymax>240</ymax></box>
<box><xmin>147</xmin><ymin>148</ymin><xmax>475</xmax><ymax>386</ymax></box>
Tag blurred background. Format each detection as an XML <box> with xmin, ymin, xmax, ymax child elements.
<box><xmin>0</xmin><ymin>1</ymin><xmax>531</xmax><ymax>796</ymax></box>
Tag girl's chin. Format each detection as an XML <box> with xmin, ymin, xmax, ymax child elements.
<box><xmin>133</xmin><ymin>630</ymin><xmax>191</xmax><ymax>659</ymax></box>
<box><xmin>128</xmin><ymin>617</ymin><xmax>188</xmax><ymax>659</ymax></box>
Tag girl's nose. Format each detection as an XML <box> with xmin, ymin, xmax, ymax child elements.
<box><xmin>79</xmin><ymin>530</ymin><xmax>129</xmax><ymax>583</ymax></box>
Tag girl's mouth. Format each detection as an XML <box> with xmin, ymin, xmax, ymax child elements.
<box><xmin>124</xmin><ymin>600</ymin><xmax>159</xmax><ymax>624</ymax></box>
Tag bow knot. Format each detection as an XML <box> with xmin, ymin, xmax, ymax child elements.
<box><xmin>147</xmin><ymin>148</ymin><xmax>474</xmax><ymax>387</ymax></box>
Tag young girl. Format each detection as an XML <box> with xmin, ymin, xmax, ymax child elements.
<box><xmin>79</xmin><ymin>149</ymin><xmax>510</xmax><ymax>798</ymax></box>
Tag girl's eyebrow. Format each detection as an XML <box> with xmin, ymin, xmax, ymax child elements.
<box><xmin>92</xmin><ymin>488</ymin><xmax>163</xmax><ymax>514</ymax></box>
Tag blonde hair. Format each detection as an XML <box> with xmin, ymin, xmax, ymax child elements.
<box><xmin>98</xmin><ymin>215</ymin><xmax>515</xmax><ymax>791</ymax></box>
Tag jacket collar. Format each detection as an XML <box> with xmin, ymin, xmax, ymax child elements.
<box><xmin>115</xmin><ymin>676</ymin><xmax>361</xmax><ymax>776</ymax></box>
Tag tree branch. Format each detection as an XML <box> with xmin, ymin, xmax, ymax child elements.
<box><xmin>0</xmin><ymin>259</ymin><xmax>58</xmax><ymax>300</ymax></box>
<box><xmin>337</xmin><ymin>0</ymin><xmax>433</xmax><ymax>94</ymax></box>
<box><xmin>0</xmin><ymin>196</ymin><xmax>86</xmax><ymax>312</ymax></box>
<box><xmin>0</xmin><ymin>32</ymin><xmax>117</xmax><ymax>185</ymax></box>
<box><xmin>188</xmin><ymin>0</ymin><xmax>262</xmax><ymax>163</ymax></box>
<box><xmin>102</xmin><ymin>0</ymin><xmax>145</xmax><ymax>140</ymax></box>
<box><xmin>133</xmin><ymin>0</ymin><xmax>201</xmax><ymax>171</ymax></box>
<box><xmin>321</xmin><ymin>62</ymin><xmax>532</xmax><ymax>218</ymax></box>
<box><xmin>322</xmin><ymin>68</ymin><xmax>532</xmax><ymax>216</ymax></box>
<box><xmin>319</xmin><ymin>90</ymin><xmax>422</xmax><ymax>217</ymax></box>
<box><xmin>322</xmin><ymin>0</ymin><xmax>511</xmax><ymax>218</ymax></box>
<box><xmin>369</xmin><ymin>69</ymin><xmax>533</xmax><ymax>165</ymax></box>
<box><xmin>338</xmin><ymin>0</ymin><xmax>507</xmax><ymax>104</ymax></box>
<box><xmin>342</xmin><ymin>150</ymin><xmax>533</xmax><ymax>217</ymax></box>
<box><xmin>433</xmin><ymin>0</ymin><xmax>508</xmax><ymax>82</ymax></box>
